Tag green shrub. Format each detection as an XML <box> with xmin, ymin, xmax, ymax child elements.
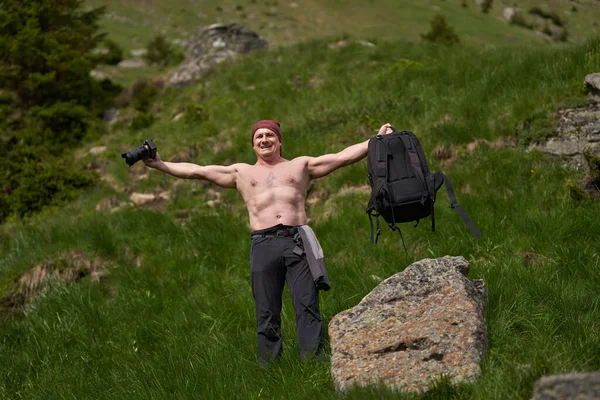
<box><xmin>557</xmin><ymin>28</ymin><xmax>569</xmax><ymax>42</ymax></box>
<box><xmin>1</xmin><ymin>155</ymin><xmax>97</xmax><ymax>222</ymax></box>
<box><xmin>0</xmin><ymin>90</ymin><xmax>15</xmax><ymax>105</ymax></box>
<box><xmin>510</xmin><ymin>12</ymin><xmax>535</xmax><ymax>30</ymax></box>
<box><xmin>127</xmin><ymin>79</ymin><xmax>160</xmax><ymax>112</ymax></box>
<box><xmin>421</xmin><ymin>15</ymin><xmax>460</xmax><ymax>46</ymax></box>
<box><xmin>516</xmin><ymin>109</ymin><xmax>555</xmax><ymax>146</ymax></box>
<box><xmin>550</xmin><ymin>13</ymin><xmax>564</xmax><ymax>27</ymax></box>
<box><xmin>143</xmin><ymin>35</ymin><xmax>184</xmax><ymax>67</ymax></box>
<box><xmin>528</xmin><ymin>7</ymin><xmax>546</xmax><ymax>18</ymax></box>
<box><xmin>1</xmin><ymin>141</ymin><xmax>43</xmax><ymax>223</ymax></box>
<box><xmin>95</xmin><ymin>38</ymin><xmax>124</xmax><ymax>65</ymax></box>
<box><xmin>385</xmin><ymin>58</ymin><xmax>425</xmax><ymax>75</ymax></box>
<box><xmin>96</xmin><ymin>78</ymin><xmax>125</xmax><ymax>109</ymax></box>
<box><xmin>565</xmin><ymin>178</ymin><xmax>585</xmax><ymax>201</ymax></box>
<box><xmin>564</xmin><ymin>149</ymin><xmax>600</xmax><ymax>201</ymax></box>
<box><xmin>183</xmin><ymin>103</ymin><xmax>207</xmax><ymax>123</ymax></box>
<box><xmin>0</xmin><ymin>90</ymin><xmax>15</xmax><ymax>122</ymax></box>
<box><xmin>0</xmin><ymin>195</ymin><xmax>9</xmax><ymax>223</ymax></box>
<box><xmin>584</xmin><ymin>147</ymin><xmax>600</xmax><ymax>185</ymax></box>
<box><xmin>528</xmin><ymin>7</ymin><xmax>566</xmax><ymax>27</ymax></box>
<box><xmin>27</xmin><ymin>102</ymin><xmax>91</xmax><ymax>148</ymax></box>
<box><xmin>480</xmin><ymin>0</ymin><xmax>493</xmax><ymax>14</ymax></box>
<box><xmin>130</xmin><ymin>112</ymin><xmax>154</xmax><ymax>131</ymax></box>
<box><xmin>541</xmin><ymin>23</ymin><xmax>569</xmax><ymax>43</ymax></box>
<box><xmin>542</xmin><ymin>22</ymin><xmax>553</xmax><ymax>37</ymax></box>
<box><xmin>113</xmin><ymin>79</ymin><xmax>161</xmax><ymax>111</ymax></box>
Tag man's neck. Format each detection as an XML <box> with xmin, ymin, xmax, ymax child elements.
<box><xmin>255</xmin><ymin>155</ymin><xmax>285</xmax><ymax>167</ymax></box>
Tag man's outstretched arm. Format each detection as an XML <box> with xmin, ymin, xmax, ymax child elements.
<box><xmin>143</xmin><ymin>152</ymin><xmax>238</xmax><ymax>188</ymax></box>
<box><xmin>305</xmin><ymin>123</ymin><xmax>393</xmax><ymax>179</ymax></box>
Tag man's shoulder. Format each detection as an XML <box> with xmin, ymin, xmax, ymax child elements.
<box><xmin>289</xmin><ymin>156</ymin><xmax>311</xmax><ymax>165</ymax></box>
<box><xmin>232</xmin><ymin>162</ymin><xmax>252</xmax><ymax>171</ymax></box>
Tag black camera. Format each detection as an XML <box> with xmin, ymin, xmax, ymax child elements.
<box><xmin>121</xmin><ymin>139</ymin><xmax>157</xmax><ymax>166</ymax></box>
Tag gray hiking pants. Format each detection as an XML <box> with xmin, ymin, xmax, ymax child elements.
<box><xmin>250</xmin><ymin>224</ymin><xmax>322</xmax><ymax>364</ymax></box>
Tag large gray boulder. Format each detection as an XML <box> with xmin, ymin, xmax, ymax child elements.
<box><xmin>168</xmin><ymin>23</ymin><xmax>268</xmax><ymax>87</ymax></box>
<box><xmin>329</xmin><ymin>256</ymin><xmax>488</xmax><ymax>395</ymax></box>
<box><xmin>531</xmin><ymin>372</ymin><xmax>600</xmax><ymax>400</ymax></box>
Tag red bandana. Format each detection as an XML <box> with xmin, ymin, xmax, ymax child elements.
<box><xmin>251</xmin><ymin>120</ymin><xmax>281</xmax><ymax>144</ymax></box>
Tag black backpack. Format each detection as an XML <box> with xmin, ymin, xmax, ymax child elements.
<box><xmin>366</xmin><ymin>130</ymin><xmax>481</xmax><ymax>248</ymax></box>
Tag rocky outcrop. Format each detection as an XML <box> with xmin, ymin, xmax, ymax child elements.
<box><xmin>168</xmin><ymin>23</ymin><xmax>268</xmax><ymax>87</ymax></box>
<box><xmin>531</xmin><ymin>372</ymin><xmax>600</xmax><ymax>400</ymax></box>
<box><xmin>329</xmin><ymin>256</ymin><xmax>487</xmax><ymax>395</ymax></box>
<box><xmin>584</xmin><ymin>73</ymin><xmax>600</xmax><ymax>103</ymax></box>
<box><xmin>129</xmin><ymin>191</ymin><xmax>170</xmax><ymax>206</ymax></box>
<box><xmin>528</xmin><ymin>104</ymin><xmax>600</xmax><ymax>169</ymax></box>
<box><xmin>118</xmin><ymin>59</ymin><xmax>146</xmax><ymax>69</ymax></box>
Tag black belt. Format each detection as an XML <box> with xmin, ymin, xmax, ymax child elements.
<box><xmin>251</xmin><ymin>226</ymin><xmax>298</xmax><ymax>239</ymax></box>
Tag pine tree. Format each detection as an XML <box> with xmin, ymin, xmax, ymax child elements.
<box><xmin>0</xmin><ymin>0</ymin><xmax>106</xmax><ymax>108</ymax></box>
<box><xmin>0</xmin><ymin>0</ymin><xmax>117</xmax><ymax>222</ymax></box>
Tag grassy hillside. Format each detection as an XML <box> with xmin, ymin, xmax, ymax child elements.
<box><xmin>87</xmin><ymin>0</ymin><xmax>600</xmax><ymax>49</ymax></box>
<box><xmin>2</xmin><ymin>1</ymin><xmax>600</xmax><ymax>399</ymax></box>
<box><xmin>88</xmin><ymin>0</ymin><xmax>600</xmax><ymax>86</ymax></box>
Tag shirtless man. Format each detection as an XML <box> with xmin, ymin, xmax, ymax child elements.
<box><xmin>143</xmin><ymin>120</ymin><xmax>393</xmax><ymax>364</ymax></box>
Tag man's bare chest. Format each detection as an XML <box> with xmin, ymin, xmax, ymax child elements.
<box><xmin>239</xmin><ymin>164</ymin><xmax>309</xmax><ymax>192</ymax></box>
<box><xmin>251</xmin><ymin>169</ymin><xmax>303</xmax><ymax>189</ymax></box>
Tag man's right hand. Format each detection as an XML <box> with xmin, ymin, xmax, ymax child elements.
<box><xmin>143</xmin><ymin>151</ymin><xmax>162</xmax><ymax>169</ymax></box>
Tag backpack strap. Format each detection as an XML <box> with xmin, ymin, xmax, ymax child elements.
<box><xmin>431</xmin><ymin>198</ymin><xmax>435</xmax><ymax>232</ymax></box>
<box><xmin>386</xmin><ymin>189</ymin><xmax>409</xmax><ymax>255</ymax></box>
<box><xmin>434</xmin><ymin>172</ymin><xmax>482</xmax><ymax>238</ymax></box>
<box><xmin>383</xmin><ymin>195</ymin><xmax>408</xmax><ymax>254</ymax></box>
<box><xmin>375</xmin><ymin>136</ymin><xmax>388</xmax><ymax>179</ymax></box>
<box><xmin>366</xmin><ymin>136</ymin><xmax>390</xmax><ymax>243</ymax></box>
<box><xmin>399</xmin><ymin>133</ymin><xmax>427</xmax><ymax>197</ymax></box>
<box><xmin>366</xmin><ymin>137</ymin><xmax>388</xmax><ymax>207</ymax></box>
<box><xmin>368</xmin><ymin>212</ymin><xmax>381</xmax><ymax>244</ymax></box>
<box><xmin>367</xmin><ymin>171</ymin><xmax>386</xmax><ymax>244</ymax></box>
<box><xmin>394</xmin><ymin>225</ymin><xmax>408</xmax><ymax>255</ymax></box>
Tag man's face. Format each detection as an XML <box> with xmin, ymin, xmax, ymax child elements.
<box><xmin>253</xmin><ymin>128</ymin><xmax>281</xmax><ymax>158</ymax></box>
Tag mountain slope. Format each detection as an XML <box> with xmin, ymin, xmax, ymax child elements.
<box><xmin>1</xmin><ymin>3</ymin><xmax>600</xmax><ymax>399</ymax></box>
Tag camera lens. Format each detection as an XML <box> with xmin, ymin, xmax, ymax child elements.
<box><xmin>121</xmin><ymin>145</ymin><xmax>150</xmax><ymax>166</ymax></box>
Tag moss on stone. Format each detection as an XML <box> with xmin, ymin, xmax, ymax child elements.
<box><xmin>583</xmin><ymin>147</ymin><xmax>600</xmax><ymax>185</ymax></box>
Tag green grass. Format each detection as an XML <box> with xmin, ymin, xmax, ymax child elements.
<box><xmin>87</xmin><ymin>0</ymin><xmax>600</xmax><ymax>87</ymax></box>
<box><xmin>2</xmin><ymin>12</ymin><xmax>600</xmax><ymax>400</ymax></box>
<box><xmin>87</xmin><ymin>0</ymin><xmax>600</xmax><ymax>50</ymax></box>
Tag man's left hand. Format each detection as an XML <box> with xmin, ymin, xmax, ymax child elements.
<box><xmin>378</xmin><ymin>123</ymin><xmax>394</xmax><ymax>136</ymax></box>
